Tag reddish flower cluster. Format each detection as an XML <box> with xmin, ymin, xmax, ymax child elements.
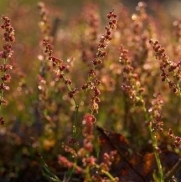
<box><xmin>92</xmin><ymin>150</ymin><xmax>119</xmax><ymax>182</ymax></box>
<box><xmin>93</xmin><ymin>9</ymin><xmax>117</xmax><ymax>66</ymax></box>
<box><xmin>90</xmin><ymin>81</ymin><xmax>101</xmax><ymax>113</ymax></box>
<box><xmin>37</xmin><ymin>1</ymin><xmax>53</xmax><ymax>79</ymax></box>
<box><xmin>81</xmin><ymin>78</ymin><xmax>101</xmax><ymax>114</ymax></box>
<box><xmin>60</xmin><ymin>113</ymin><xmax>120</xmax><ymax>181</ymax></box>
<box><xmin>150</xmin><ymin>39</ymin><xmax>181</xmax><ymax>94</ymax></box>
<box><xmin>1</xmin><ymin>16</ymin><xmax>15</xmax><ymax>59</ymax></box>
<box><xmin>62</xmin><ymin>143</ymin><xmax>77</xmax><ymax>157</ymax></box>
<box><xmin>82</xmin><ymin>113</ymin><xmax>96</xmax><ymax>137</ymax></box>
<box><xmin>168</xmin><ymin>129</ymin><xmax>181</xmax><ymax>148</ymax></box>
<box><xmin>42</xmin><ymin>39</ymin><xmax>79</xmax><ymax>99</ymax></box>
<box><xmin>119</xmin><ymin>45</ymin><xmax>144</xmax><ymax>103</ymax></box>
<box><xmin>67</xmin><ymin>136</ymin><xmax>79</xmax><ymax>146</ymax></box>
<box><xmin>42</xmin><ymin>39</ymin><xmax>53</xmax><ymax>58</ymax></box>
<box><xmin>60</xmin><ymin>114</ymin><xmax>97</xmax><ymax>179</ymax></box>
<box><xmin>36</xmin><ymin>3</ymin><xmax>55</xmax><ymax>131</ymax></box>
<box><xmin>148</xmin><ymin>93</ymin><xmax>164</xmax><ymax>132</ymax></box>
<box><xmin>58</xmin><ymin>155</ymin><xmax>83</xmax><ymax>174</ymax></box>
<box><xmin>100</xmin><ymin>150</ymin><xmax>117</xmax><ymax>172</ymax></box>
<box><xmin>81</xmin><ymin>10</ymin><xmax>117</xmax><ymax>114</ymax></box>
<box><xmin>0</xmin><ymin>15</ymin><xmax>15</xmax><ymax>124</ymax></box>
<box><xmin>37</xmin><ymin>2</ymin><xmax>51</xmax><ymax>37</ymax></box>
<box><xmin>82</xmin><ymin>155</ymin><xmax>96</xmax><ymax>167</ymax></box>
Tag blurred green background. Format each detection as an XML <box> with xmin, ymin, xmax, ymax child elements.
<box><xmin>1</xmin><ymin>0</ymin><xmax>181</xmax><ymax>19</ymax></box>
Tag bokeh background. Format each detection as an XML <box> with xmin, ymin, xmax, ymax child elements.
<box><xmin>0</xmin><ymin>0</ymin><xmax>181</xmax><ymax>181</ymax></box>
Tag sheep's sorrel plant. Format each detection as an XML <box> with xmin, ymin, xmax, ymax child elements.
<box><xmin>0</xmin><ymin>15</ymin><xmax>15</xmax><ymax>125</ymax></box>
<box><xmin>0</xmin><ymin>1</ymin><xmax>180</xmax><ymax>182</ymax></box>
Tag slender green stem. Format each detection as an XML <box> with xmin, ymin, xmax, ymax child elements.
<box><xmin>61</xmin><ymin>74</ymin><xmax>80</xmax><ymax>136</ymax></box>
<box><xmin>148</xmin><ymin>125</ymin><xmax>164</xmax><ymax>182</ymax></box>
<box><xmin>85</xmin><ymin>165</ymin><xmax>91</xmax><ymax>182</ymax></box>
<box><xmin>67</xmin><ymin>158</ymin><xmax>78</xmax><ymax>179</ymax></box>
<box><xmin>71</xmin><ymin>66</ymin><xmax>97</xmax><ymax>138</ymax></box>
<box><xmin>101</xmin><ymin>170</ymin><xmax>116</xmax><ymax>181</ymax></box>
<box><xmin>141</xmin><ymin>98</ymin><xmax>164</xmax><ymax>182</ymax></box>
<box><xmin>94</xmin><ymin>164</ymin><xmax>117</xmax><ymax>181</ymax></box>
<box><xmin>73</xmin><ymin>104</ymin><xmax>79</xmax><ymax>137</ymax></box>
